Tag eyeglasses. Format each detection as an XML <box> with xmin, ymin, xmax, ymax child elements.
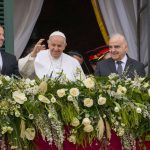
<box><xmin>109</xmin><ymin>45</ymin><xmax>121</xmax><ymax>49</ymax></box>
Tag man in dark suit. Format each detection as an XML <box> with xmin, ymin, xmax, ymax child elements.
<box><xmin>94</xmin><ymin>34</ymin><xmax>146</xmax><ymax>78</ymax></box>
<box><xmin>0</xmin><ymin>25</ymin><xmax>20</xmax><ymax>76</ymax></box>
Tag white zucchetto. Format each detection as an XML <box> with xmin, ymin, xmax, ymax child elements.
<box><xmin>50</xmin><ymin>31</ymin><xmax>66</xmax><ymax>39</ymax></box>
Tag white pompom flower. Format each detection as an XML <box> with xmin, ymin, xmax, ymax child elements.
<box><xmin>57</xmin><ymin>89</ymin><xmax>66</xmax><ymax>98</ymax></box>
<box><xmin>69</xmin><ymin>88</ymin><xmax>79</xmax><ymax>97</ymax></box>
<box><xmin>83</xmin><ymin>98</ymin><xmax>93</xmax><ymax>107</ymax></box>
<box><xmin>83</xmin><ymin>77</ymin><xmax>95</xmax><ymax>89</ymax></box>
<box><xmin>98</xmin><ymin>96</ymin><xmax>106</xmax><ymax>105</ymax></box>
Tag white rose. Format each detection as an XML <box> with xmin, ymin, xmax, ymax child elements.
<box><xmin>38</xmin><ymin>95</ymin><xmax>50</xmax><ymax>104</ymax></box>
<box><xmin>148</xmin><ymin>89</ymin><xmax>150</xmax><ymax>97</ymax></box>
<box><xmin>98</xmin><ymin>96</ymin><xmax>106</xmax><ymax>105</ymax></box>
<box><xmin>13</xmin><ymin>91</ymin><xmax>27</xmax><ymax>104</ymax></box>
<box><xmin>136</xmin><ymin>107</ymin><xmax>142</xmax><ymax>113</ymax></box>
<box><xmin>83</xmin><ymin>98</ymin><xmax>93</xmax><ymax>107</ymax></box>
<box><xmin>51</xmin><ymin>96</ymin><xmax>56</xmax><ymax>103</ymax></box>
<box><xmin>68</xmin><ymin>135</ymin><xmax>76</xmax><ymax>144</ymax></box>
<box><xmin>69</xmin><ymin>88</ymin><xmax>79</xmax><ymax>97</ymax></box>
<box><xmin>117</xmin><ymin>85</ymin><xmax>127</xmax><ymax>95</ymax></box>
<box><xmin>114</xmin><ymin>106</ymin><xmax>120</xmax><ymax>112</ymax></box>
<box><xmin>83</xmin><ymin>77</ymin><xmax>95</xmax><ymax>89</ymax></box>
<box><xmin>83</xmin><ymin>124</ymin><xmax>94</xmax><ymax>132</ymax></box>
<box><xmin>24</xmin><ymin>128</ymin><xmax>35</xmax><ymax>140</ymax></box>
<box><xmin>4</xmin><ymin>76</ymin><xmax>11</xmax><ymax>81</ymax></box>
<box><xmin>82</xmin><ymin>118</ymin><xmax>91</xmax><ymax>126</ymax></box>
<box><xmin>67</xmin><ymin>95</ymin><xmax>74</xmax><ymax>101</ymax></box>
<box><xmin>57</xmin><ymin>89</ymin><xmax>66</xmax><ymax>97</ymax></box>
<box><xmin>0</xmin><ymin>80</ymin><xmax>2</xmax><ymax>85</ymax></box>
<box><xmin>117</xmin><ymin>89</ymin><xmax>122</xmax><ymax>95</ymax></box>
<box><xmin>71</xmin><ymin>117</ymin><xmax>80</xmax><ymax>127</ymax></box>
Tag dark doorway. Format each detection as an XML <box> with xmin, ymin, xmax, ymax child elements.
<box><xmin>24</xmin><ymin>0</ymin><xmax>105</xmax><ymax>74</ymax></box>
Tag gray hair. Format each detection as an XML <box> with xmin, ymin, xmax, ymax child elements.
<box><xmin>109</xmin><ymin>33</ymin><xmax>127</xmax><ymax>45</ymax></box>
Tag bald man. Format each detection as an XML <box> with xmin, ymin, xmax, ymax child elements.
<box><xmin>94</xmin><ymin>33</ymin><xmax>146</xmax><ymax>78</ymax></box>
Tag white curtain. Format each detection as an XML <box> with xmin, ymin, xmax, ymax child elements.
<box><xmin>14</xmin><ymin>0</ymin><xmax>44</xmax><ymax>59</ymax></box>
<box><xmin>98</xmin><ymin>0</ymin><xmax>147</xmax><ymax>65</ymax></box>
<box><xmin>140</xmin><ymin>0</ymin><xmax>148</xmax><ymax>65</ymax></box>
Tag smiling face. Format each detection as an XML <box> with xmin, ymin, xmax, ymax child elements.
<box><xmin>0</xmin><ymin>26</ymin><xmax>4</xmax><ymax>48</ymax></box>
<box><xmin>109</xmin><ymin>34</ymin><xmax>128</xmax><ymax>61</ymax></box>
<box><xmin>48</xmin><ymin>35</ymin><xmax>66</xmax><ymax>58</ymax></box>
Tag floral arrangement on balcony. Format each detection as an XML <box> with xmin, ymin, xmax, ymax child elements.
<box><xmin>0</xmin><ymin>74</ymin><xmax>150</xmax><ymax>150</ymax></box>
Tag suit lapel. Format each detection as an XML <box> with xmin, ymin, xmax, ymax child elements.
<box><xmin>107</xmin><ymin>58</ymin><xmax>117</xmax><ymax>73</ymax></box>
<box><xmin>1</xmin><ymin>51</ymin><xmax>6</xmax><ymax>74</ymax></box>
<box><xmin>125</xmin><ymin>57</ymin><xmax>132</xmax><ymax>71</ymax></box>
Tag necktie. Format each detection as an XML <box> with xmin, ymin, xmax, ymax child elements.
<box><xmin>116</xmin><ymin>61</ymin><xmax>122</xmax><ymax>76</ymax></box>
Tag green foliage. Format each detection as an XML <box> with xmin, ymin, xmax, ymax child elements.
<box><xmin>0</xmin><ymin>74</ymin><xmax>150</xmax><ymax>149</ymax></box>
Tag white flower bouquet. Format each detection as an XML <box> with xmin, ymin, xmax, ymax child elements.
<box><xmin>0</xmin><ymin>74</ymin><xmax>150</xmax><ymax>150</ymax></box>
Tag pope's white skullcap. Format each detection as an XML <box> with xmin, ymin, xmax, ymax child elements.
<box><xmin>50</xmin><ymin>31</ymin><xmax>66</xmax><ymax>39</ymax></box>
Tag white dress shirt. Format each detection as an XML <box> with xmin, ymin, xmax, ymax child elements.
<box><xmin>115</xmin><ymin>55</ymin><xmax>127</xmax><ymax>72</ymax></box>
<box><xmin>0</xmin><ymin>52</ymin><xmax>3</xmax><ymax>72</ymax></box>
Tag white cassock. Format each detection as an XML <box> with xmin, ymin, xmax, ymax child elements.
<box><xmin>34</xmin><ymin>50</ymin><xmax>85</xmax><ymax>81</ymax></box>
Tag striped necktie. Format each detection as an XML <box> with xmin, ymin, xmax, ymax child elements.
<box><xmin>116</xmin><ymin>61</ymin><xmax>123</xmax><ymax>77</ymax></box>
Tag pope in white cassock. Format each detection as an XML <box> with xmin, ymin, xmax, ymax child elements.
<box><xmin>19</xmin><ymin>31</ymin><xmax>85</xmax><ymax>81</ymax></box>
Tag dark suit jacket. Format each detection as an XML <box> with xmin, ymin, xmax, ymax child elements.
<box><xmin>1</xmin><ymin>51</ymin><xmax>20</xmax><ymax>76</ymax></box>
<box><xmin>94</xmin><ymin>57</ymin><xmax>146</xmax><ymax>78</ymax></box>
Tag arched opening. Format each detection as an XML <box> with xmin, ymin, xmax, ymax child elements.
<box><xmin>24</xmin><ymin>0</ymin><xmax>106</xmax><ymax>74</ymax></box>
